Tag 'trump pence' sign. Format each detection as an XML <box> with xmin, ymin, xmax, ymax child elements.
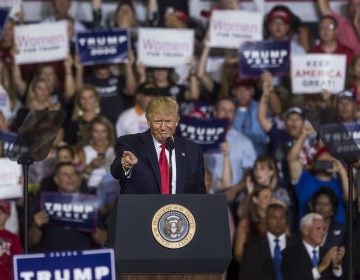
<box><xmin>13</xmin><ymin>249</ymin><xmax>115</xmax><ymax>280</ymax></box>
<box><xmin>137</xmin><ymin>28</ymin><xmax>194</xmax><ymax>67</ymax></box>
<box><xmin>291</xmin><ymin>54</ymin><xmax>346</xmax><ymax>94</ymax></box>
<box><xmin>14</xmin><ymin>21</ymin><xmax>69</xmax><ymax>64</ymax></box>
<box><xmin>209</xmin><ymin>10</ymin><xmax>263</xmax><ymax>49</ymax></box>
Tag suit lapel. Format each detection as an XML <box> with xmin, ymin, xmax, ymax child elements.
<box><xmin>299</xmin><ymin>243</ymin><xmax>314</xmax><ymax>272</ymax></box>
<box><xmin>140</xmin><ymin>130</ymin><xmax>161</xmax><ymax>192</ymax></box>
<box><xmin>174</xmin><ymin>137</ymin><xmax>185</xmax><ymax>194</ymax></box>
<box><xmin>263</xmin><ymin>237</ymin><xmax>277</xmax><ymax>279</ymax></box>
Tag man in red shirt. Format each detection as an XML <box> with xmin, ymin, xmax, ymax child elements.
<box><xmin>310</xmin><ymin>15</ymin><xmax>354</xmax><ymax>65</ymax></box>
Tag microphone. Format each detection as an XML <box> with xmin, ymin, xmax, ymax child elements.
<box><xmin>165</xmin><ymin>137</ymin><xmax>174</xmax><ymax>194</ymax></box>
<box><xmin>165</xmin><ymin>137</ymin><xmax>175</xmax><ymax>151</ymax></box>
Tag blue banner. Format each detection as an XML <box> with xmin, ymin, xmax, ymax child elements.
<box><xmin>239</xmin><ymin>40</ymin><xmax>290</xmax><ymax>77</ymax></box>
<box><xmin>319</xmin><ymin>121</ymin><xmax>360</xmax><ymax>159</ymax></box>
<box><xmin>0</xmin><ymin>8</ymin><xmax>10</xmax><ymax>40</ymax></box>
<box><xmin>0</xmin><ymin>129</ymin><xmax>17</xmax><ymax>157</ymax></box>
<box><xmin>41</xmin><ymin>192</ymin><xmax>99</xmax><ymax>233</ymax></box>
<box><xmin>176</xmin><ymin>116</ymin><xmax>227</xmax><ymax>152</ymax></box>
<box><xmin>76</xmin><ymin>29</ymin><xmax>129</xmax><ymax>65</ymax></box>
<box><xmin>13</xmin><ymin>249</ymin><xmax>116</xmax><ymax>280</ymax></box>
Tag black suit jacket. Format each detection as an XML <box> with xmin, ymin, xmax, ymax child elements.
<box><xmin>281</xmin><ymin>241</ymin><xmax>341</xmax><ymax>280</ymax></box>
<box><xmin>240</xmin><ymin>235</ymin><xmax>296</xmax><ymax>280</ymax></box>
<box><xmin>110</xmin><ymin>130</ymin><xmax>206</xmax><ymax>194</ymax></box>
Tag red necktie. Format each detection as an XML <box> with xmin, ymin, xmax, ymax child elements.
<box><xmin>159</xmin><ymin>144</ymin><xmax>170</xmax><ymax>194</ymax></box>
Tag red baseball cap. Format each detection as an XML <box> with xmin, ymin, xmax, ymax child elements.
<box><xmin>268</xmin><ymin>9</ymin><xmax>292</xmax><ymax>24</ymax></box>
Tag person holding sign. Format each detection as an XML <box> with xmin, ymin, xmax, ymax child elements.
<box><xmin>204</xmin><ymin>97</ymin><xmax>256</xmax><ymax>193</ymax></box>
<box><xmin>309</xmin><ymin>15</ymin><xmax>354</xmax><ymax>65</ymax></box>
<box><xmin>265</xmin><ymin>6</ymin><xmax>306</xmax><ymax>54</ymax></box>
<box><xmin>28</xmin><ymin>162</ymin><xmax>106</xmax><ymax>251</ymax></box>
<box><xmin>111</xmin><ymin>96</ymin><xmax>206</xmax><ymax>194</ymax></box>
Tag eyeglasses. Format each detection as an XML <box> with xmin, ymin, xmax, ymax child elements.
<box><xmin>320</xmin><ymin>23</ymin><xmax>336</xmax><ymax>30</ymax></box>
<box><xmin>152</xmin><ymin>120</ymin><xmax>176</xmax><ymax>126</ymax></box>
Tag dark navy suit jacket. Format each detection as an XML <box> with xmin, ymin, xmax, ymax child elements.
<box><xmin>110</xmin><ymin>130</ymin><xmax>206</xmax><ymax>194</ymax></box>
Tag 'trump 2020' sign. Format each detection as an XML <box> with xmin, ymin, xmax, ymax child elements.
<box><xmin>14</xmin><ymin>249</ymin><xmax>115</xmax><ymax>280</ymax></box>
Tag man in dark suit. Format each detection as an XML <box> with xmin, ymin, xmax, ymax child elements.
<box><xmin>281</xmin><ymin>213</ymin><xmax>345</xmax><ymax>280</ymax></box>
<box><xmin>240</xmin><ymin>203</ymin><xmax>295</xmax><ymax>280</ymax></box>
<box><xmin>111</xmin><ymin>96</ymin><xmax>206</xmax><ymax>194</ymax></box>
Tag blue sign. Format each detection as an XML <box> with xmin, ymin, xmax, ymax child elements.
<box><xmin>0</xmin><ymin>129</ymin><xmax>17</xmax><ymax>156</ymax></box>
<box><xmin>13</xmin><ymin>249</ymin><xmax>116</xmax><ymax>280</ymax></box>
<box><xmin>0</xmin><ymin>8</ymin><xmax>10</xmax><ymax>40</ymax></box>
<box><xmin>76</xmin><ymin>29</ymin><xmax>129</xmax><ymax>65</ymax></box>
<box><xmin>319</xmin><ymin>121</ymin><xmax>360</xmax><ymax>160</ymax></box>
<box><xmin>41</xmin><ymin>192</ymin><xmax>99</xmax><ymax>232</ymax></box>
<box><xmin>176</xmin><ymin>116</ymin><xmax>227</xmax><ymax>152</ymax></box>
<box><xmin>239</xmin><ymin>40</ymin><xmax>290</xmax><ymax>77</ymax></box>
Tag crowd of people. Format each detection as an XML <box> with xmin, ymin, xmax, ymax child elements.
<box><xmin>1</xmin><ymin>0</ymin><xmax>360</xmax><ymax>279</ymax></box>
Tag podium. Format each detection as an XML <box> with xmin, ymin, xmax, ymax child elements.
<box><xmin>105</xmin><ymin>194</ymin><xmax>232</xmax><ymax>280</ymax></box>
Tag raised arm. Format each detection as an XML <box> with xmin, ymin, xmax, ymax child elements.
<box><xmin>317</xmin><ymin>0</ymin><xmax>332</xmax><ymax>15</ymax></box>
<box><xmin>196</xmin><ymin>33</ymin><xmax>215</xmax><ymax>93</ymax></box>
<box><xmin>286</xmin><ymin>125</ymin><xmax>313</xmax><ymax>184</ymax></box>
<box><xmin>123</xmin><ymin>50</ymin><xmax>137</xmax><ymax>96</ymax></box>
<box><xmin>258</xmin><ymin>72</ymin><xmax>275</xmax><ymax>133</ymax></box>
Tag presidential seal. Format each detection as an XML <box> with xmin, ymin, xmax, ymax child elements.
<box><xmin>152</xmin><ymin>204</ymin><xmax>196</xmax><ymax>249</ymax></box>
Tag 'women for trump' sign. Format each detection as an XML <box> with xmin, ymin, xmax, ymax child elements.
<box><xmin>291</xmin><ymin>54</ymin><xmax>346</xmax><ymax>94</ymax></box>
<box><xmin>209</xmin><ymin>10</ymin><xmax>263</xmax><ymax>49</ymax></box>
<box><xmin>14</xmin><ymin>21</ymin><xmax>69</xmax><ymax>65</ymax></box>
<box><xmin>137</xmin><ymin>28</ymin><xmax>194</xmax><ymax>67</ymax></box>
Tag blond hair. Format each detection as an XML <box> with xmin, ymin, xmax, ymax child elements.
<box><xmin>145</xmin><ymin>96</ymin><xmax>180</xmax><ymax>121</ymax></box>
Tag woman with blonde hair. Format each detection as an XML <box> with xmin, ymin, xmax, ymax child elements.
<box><xmin>76</xmin><ymin>116</ymin><xmax>116</xmax><ymax>191</ymax></box>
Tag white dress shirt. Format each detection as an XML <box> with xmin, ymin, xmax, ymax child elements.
<box><xmin>267</xmin><ymin>232</ymin><xmax>286</xmax><ymax>258</ymax></box>
<box><xmin>303</xmin><ymin>241</ymin><xmax>342</xmax><ymax>279</ymax></box>
<box><xmin>153</xmin><ymin>137</ymin><xmax>177</xmax><ymax>194</ymax></box>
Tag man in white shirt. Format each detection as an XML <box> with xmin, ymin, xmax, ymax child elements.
<box><xmin>115</xmin><ymin>82</ymin><xmax>157</xmax><ymax>137</ymax></box>
<box><xmin>282</xmin><ymin>213</ymin><xmax>345</xmax><ymax>280</ymax></box>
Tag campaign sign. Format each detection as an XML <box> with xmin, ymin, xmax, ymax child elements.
<box><xmin>0</xmin><ymin>129</ymin><xmax>17</xmax><ymax>157</ymax></box>
<box><xmin>41</xmin><ymin>192</ymin><xmax>99</xmax><ymax>233</ymax></box>
<box><xmin>319</xmin><ymin>121</ymin><xmax>360</xmax><ymax>161</ymax></box>
<box><xmin>138</xmin><ymin>28</ymin><xmax>194</xmax><ymax>67</ymax></box>
<box><xmin>291</xmin><ymin>54</ymin><xmax>346</xmax><ymax>94</ymax></box>
<box><xmin>176</xmin><ymin>116</ymin><xmax>227</xmax><ymax>152</ymax></box>
<box><xmin>76</xmin><ymin>29</ymin><xmax>129</xmax><ymax>66</ymax></box>
<box><xmin>209</xmin><ymin>10</ymin><xmax>263</xmax><ymax>49</ymax></box>
<box><xmin>14</xmin><ymin>21</ymin><xmax>69</xmax><ymax>65</ymax></box>
<box><xmin>0</xmin><ymin>158</ymin><xmax>22</xmax><ymax>199</ymax></box>
<box><xmin>13</xmin><ymin>249</ymin><xmax>116</xmax><ymax>280</ymax></box>
<box><xmin>0</xmin><ymin>0</ymin><xmax>21</xmax><ymax>20</ymax></box>
<box><xmin>0</xmin><ymin>8</ymin><xmax>10</xmax><ymax>40</ymax></box>
<box><xmin>239</xmin><ymin>40</ymin><xmax>290</xmax><ymax>77</ymax></box>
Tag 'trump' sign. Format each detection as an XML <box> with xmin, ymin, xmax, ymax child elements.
<box><xmin>239</xmin><ymin>40</ymin><xmax>290</xmax><ymax>77</ymax></box>
<box><xmin>76</xmin><ymin>29</ymin><xmax>129</xmax><ymax>65</ymax></box>
<box><xmin>209</xmin><ymin>10</ymin><xmax>263</xmax><ymax>49</ymax></box>
<box><xmin>176</xmin><ymin>116</ymin><xmax>227</xmax><ymax>152</ymax></box>
<box><xmin>41</xmin><ymin>192</ymin><xmax>99</xmax><ymax>232</ymax></box>
<box><xmin>13</xmin><ymin>249</ymin><xmax>115</xmax><ymax>280</ymax></box>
